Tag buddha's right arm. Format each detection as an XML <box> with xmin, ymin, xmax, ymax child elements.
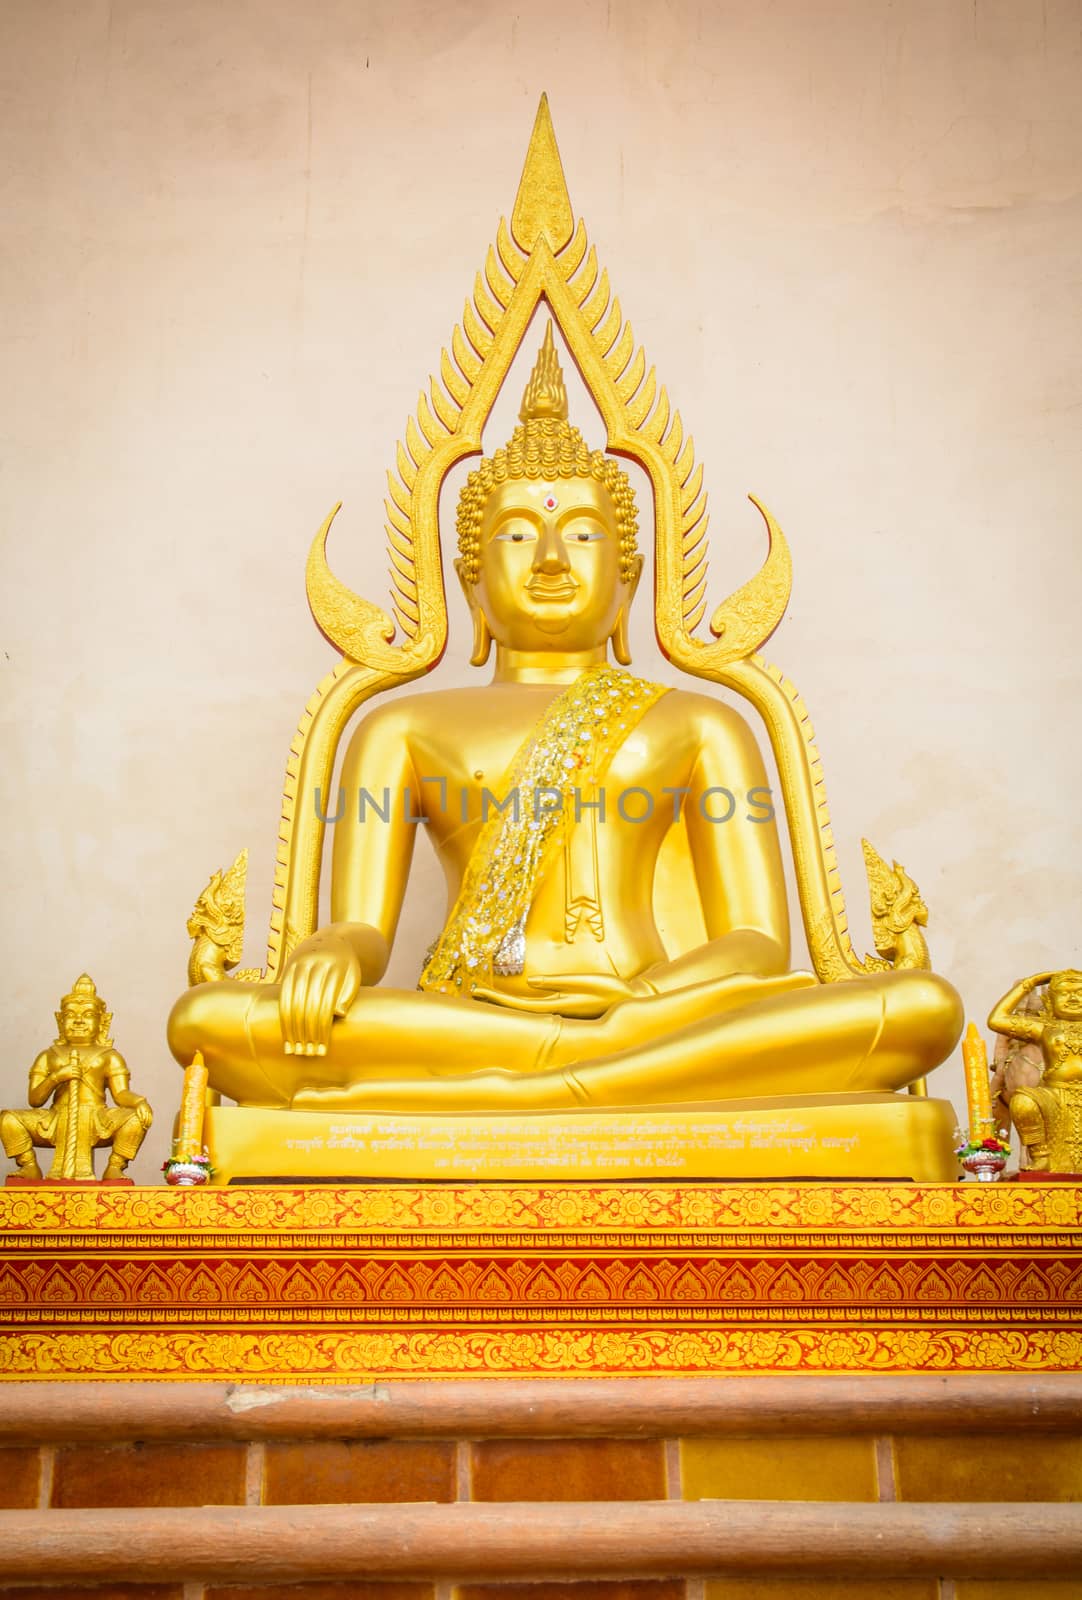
<box><xmin>329</xmin><ymin>700</ymin><xmax>420</xmax><ymax>951</ymax></box>
<box><xmin>278</xmin><ymin>703</ymin><xmax>420</xmax><ymax>1054</ymax></box>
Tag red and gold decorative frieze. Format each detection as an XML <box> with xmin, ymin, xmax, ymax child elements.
<box><xmin>1</xmin><ymin>1183</ymin><xmax>1079</xmax><ymax>1380</ymax></box>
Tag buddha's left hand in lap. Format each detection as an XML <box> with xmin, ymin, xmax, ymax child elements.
<box><xmin>473</xmin><ymin>971</ymin><xmax>640</xmax><ymax>1017</ymax></box>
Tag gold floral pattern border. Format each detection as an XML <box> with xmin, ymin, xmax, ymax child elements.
<box><xmin>2</xmin><ymin>1182</ymin><xmax>1080</xmax><ymax>1235</ymax></box>
<box><xmin>4</xmin><ymin>1184</ymin><xmax>1078</xmax><ymax>1379</ymax></box>
<box><xmin>1</xmin><ymin>1325</ymin><xmax>1079</xmax><ymax>1380</ymax></box>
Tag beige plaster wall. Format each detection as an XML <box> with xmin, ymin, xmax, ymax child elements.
<box><xmin>1</xmin><ymin>0</ymin><xmax>1080</xmax><ymax>1180</ymax></box>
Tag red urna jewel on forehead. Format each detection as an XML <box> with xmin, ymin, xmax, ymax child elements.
<box><xmin>543</xmin><ymin>493</ymin><xmax>558</xmax><ymax>511</ymax></box>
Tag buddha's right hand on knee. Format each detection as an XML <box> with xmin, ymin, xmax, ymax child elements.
<box><xmin>279</xmin><ymin>931</ymin><xmax>363</xmax><ymax>1057</ymax></box>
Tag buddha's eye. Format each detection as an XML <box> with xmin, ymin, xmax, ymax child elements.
<box><xmin>568</xmin><ymin>525</ymin><xmax>605</xmax><ymax>542</ymax></box>
<box><xmin>494</xmin><ymin>526</ymin><xmax>537</xmax><ymax>543</ymax></box>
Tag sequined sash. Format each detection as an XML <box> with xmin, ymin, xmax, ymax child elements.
<box><xmin>419</xmin><ymin>666</ymin><xmax>668</xmax><ymax>996</ymax></box>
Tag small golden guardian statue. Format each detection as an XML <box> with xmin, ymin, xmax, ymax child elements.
<box><xmin>989</xmin><ymin>969</ymin><xmax>1082</xmax><ymax>1175</ymax></box>
<box><xmin>1</xmin><ymin>975</ymin><xmax>152</xmax><ymax>1182</ymax></box>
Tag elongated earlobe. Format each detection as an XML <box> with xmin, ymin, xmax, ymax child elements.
<box><xmin>611</xmin><ymin>607</ymin><xmax>632</xmax><ymax>666</ymax></box>
<box><xmin>611</xmin><ymin>556</ymin><xmax>643</xmax><ymax>665</ymax></box>
<box><xmin>454</xmin><ymin>557</ymin><xmax>493</xmax><ymax>668</ymax></box>
<box><xmin>470</xmin><ymin>605</ymin><xmax>493</xmax><ymax>667</ymax></box>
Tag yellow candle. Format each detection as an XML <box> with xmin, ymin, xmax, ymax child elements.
<box><xmin>961</xmin><ymin>1022</ymin><xmax>992</xmax><ymax>1142</ymax></box>
<box><xmin>176</xmin><ymin>1051</ymin><xmax>208</xmax><ymax>1160</ymax></box>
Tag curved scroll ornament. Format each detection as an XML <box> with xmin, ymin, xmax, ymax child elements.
<box><xmin>265</xmin><ymin>94</ymin><xmax>931</xmax><ymax>985</ymax></box>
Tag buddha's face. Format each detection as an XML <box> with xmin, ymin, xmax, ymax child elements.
<box><xmin>473</xmin><ymin>476</ymin><xmax>631</xmax><ymax>653</ymax></box>
<box><xmin>60</xmin><ymin>996</ymin><xmax>101</xmax><ymax>1044</ymax></box>
<box><xmin>1050</xmin><ymin>971</ymin><xmax>1082</xmax><ymax>1021</ymax></box>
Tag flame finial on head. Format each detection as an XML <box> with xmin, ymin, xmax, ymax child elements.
<box><xmin>62</xmin><ymin>973</ymin><xmax>101</xmax><ymax>1009</ymax></box>
<box><xmin>519</xmin><ymin>323</ymin><xmax>568</xmax><ymax>423</ymax></box>
<box><xmin>457</xmin><ymin>323</ymin><xmax>639</xmax><ymax>585</ymax></box>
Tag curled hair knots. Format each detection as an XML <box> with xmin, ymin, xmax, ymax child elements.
<box><xmin>456</xmin><ymin>419</ymin><xmax>639</xmax><ymax>585</ymax></box>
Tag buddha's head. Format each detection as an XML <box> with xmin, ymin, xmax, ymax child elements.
<box><xmin>57</xmin><ymin>973</ymin><xmax>107</xmax><ymax>1046</ymax></box>
<box><xmin>456</xmin><ymin>325</ymin><xmax>643</xmax><ymax>664</ymax></box>
<box><xmin>1048</xmin><ymin>969</ymin><xmax>1082</xmax><ymax>1022</ymax></box>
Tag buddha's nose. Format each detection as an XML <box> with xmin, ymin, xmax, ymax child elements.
<box><xmin>534</xmin><ymin>523</ymin><xmax>569</xmax><ymax>573</ymax></box>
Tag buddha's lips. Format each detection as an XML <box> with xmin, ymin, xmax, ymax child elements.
<box><xmin>526</xmin><ymin>577</ymin><xmax>579</xmax><ymax>601</ymax></box>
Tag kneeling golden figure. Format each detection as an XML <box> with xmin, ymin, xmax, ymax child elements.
<box><xmin>169</xmin><ymin>333</ymin><xmax>961</xmax><ymax>1140</ymax></box>
<box><xmin>989</xmin><ymin>969</ymin><xmax>1082</xmax><ymax>1173</ymax></box>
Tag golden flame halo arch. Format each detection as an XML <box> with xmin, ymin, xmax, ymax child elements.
<box><xmin>272</xmin><ymin>97</ymin><xmax>867</xmax><ymax>989</ymax></box>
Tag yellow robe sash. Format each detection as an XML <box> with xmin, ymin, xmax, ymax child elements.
<box><xmin>419</xmin><ymin>666</ymin><xmax>668</xmax><ymax>996</ymax></box>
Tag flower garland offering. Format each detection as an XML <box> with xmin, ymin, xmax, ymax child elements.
<box><xmin>953</xmin><ymin>1127</ymin><xmax>1011</xmax><ymax>1183</ymax></box>
<box><xmin>162</xmin><ymin>1147</ymin><xmax>213</xmax><ymax>1187</ymax></box>
<box><xmin>954</xmin><ymin>1130</ymin><xmax>1011</xmax><ymax>1161</ymax></box>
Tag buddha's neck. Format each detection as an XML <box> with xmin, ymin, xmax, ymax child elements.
<box><xmin>491</xmin><ymin>645</ymin><xmax>610</xmax><ymax>685</ymax></box>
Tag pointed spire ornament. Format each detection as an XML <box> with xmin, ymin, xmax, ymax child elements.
<box><xmin>519</xmin><ymin>323</ymin><xmax>568</xmax><ymax>422</ymax></box>
<box><xmin>510</xmin><ymin>93</ymin><xmax>574</xmax><ymax>253</ymax></box>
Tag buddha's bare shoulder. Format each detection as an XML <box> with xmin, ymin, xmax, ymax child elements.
<box><xmin>347</xmin><ymin>681</ymin><xmax>761</xmax><ymax>753</ymax></box>
<box><xmin>344</xmin><ymin>683</ymin><xmax>541</xmax><ymax>742</ymax></box>
<box><xmin>645</xmin><ymin>685</ymin><xmax>764</xmax><ymax>754</ymax></box>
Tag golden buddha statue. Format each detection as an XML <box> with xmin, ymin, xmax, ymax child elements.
<box><xmin>167</xmin><ymin>98</ymin><xmax>963</xmax><ymax>1181</ymax></box>
<box><xmin>2</xmin><ymin>975</ymin><xmax>152</xmax><ymax>1182</ymax></box>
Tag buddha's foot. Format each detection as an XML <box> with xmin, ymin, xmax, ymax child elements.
<box><xmin>291</xmin><ymin>1068</ymin><xmax>554</xmax><ymax>1114</ymax></box>
<box><xmin>292</xmin><ymin>1085</ymin><xmax>368</xmax><ymax>1113</ymax></box>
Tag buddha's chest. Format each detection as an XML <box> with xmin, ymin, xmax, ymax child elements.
<box><xmin>409</xmin><ymin>710</ymin><xmax>680</xmax><ymax>843</ymax></box>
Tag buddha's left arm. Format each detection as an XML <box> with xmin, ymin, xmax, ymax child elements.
<box><xmin>635</xmin><ymin>701</ymin><xmax>791</xmax><ymax>995</ymax></box>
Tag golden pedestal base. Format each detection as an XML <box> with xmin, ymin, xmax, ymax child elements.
<box><xmin>1</xmin><ymin>1180</ymin><xmax>1079</xmax><ymax>1379</ymax></box>
<box><xmin>203</xmin><ymin>1092</ymin><xmax>959</xmax><ymax>1184</ymax></box>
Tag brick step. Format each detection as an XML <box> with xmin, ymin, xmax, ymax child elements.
<box><xmin>2</xmin><ymin>1378</ymin><xmax>1079</xmax><ymax>1598</ymax></box>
